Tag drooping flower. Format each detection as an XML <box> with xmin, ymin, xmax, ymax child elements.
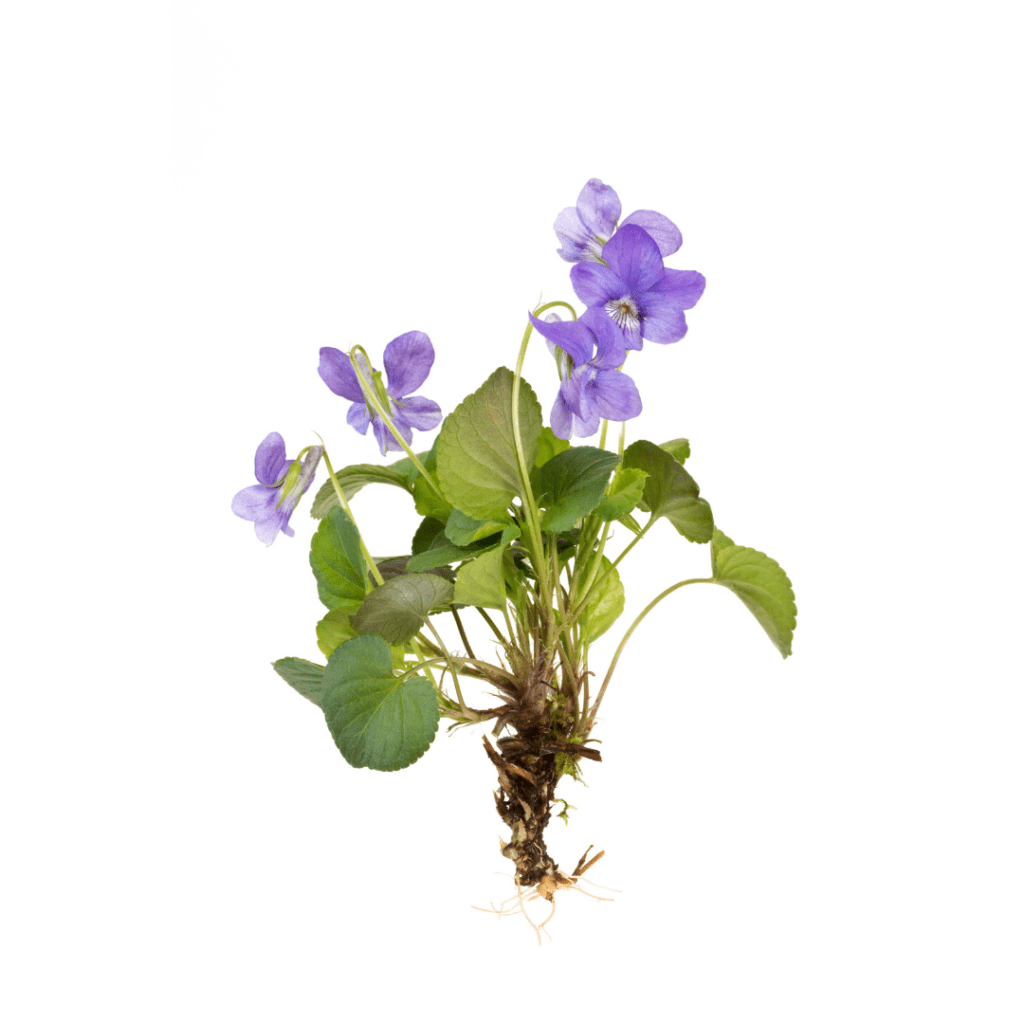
<box><xmin>554</xmin><ymin>178</ymin><xmax>684</xmax><ymax>264</ymax></box>
<box><xmin>570</xmin><ymin>224</ymin><xmax>706</xmax><ymax>352</ymax></box>
<box><xmin>318</xmin><ymin>331</ymin><xmax>442</xmax><ymax>456</ymax></box>
<box><xmin>232</xmin><ymin>433</ymin><xmax>322</xmax><ymax>545</ymax></box>
<box><xmin>529</xmin><ymin>308</ymin><xmax>642</xmax><ymax>440</ymax></box>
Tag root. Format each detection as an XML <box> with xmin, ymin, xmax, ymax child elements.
<box><xmin>472</xmin><ymin>850</ymin><xmax>617</xmax><ymax>945</ymax></box>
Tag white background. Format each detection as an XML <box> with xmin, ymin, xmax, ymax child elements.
<box><xmin>3</xmin><ymin>1</ymin><xmax>1021</xmax><ymax>1021</ymax></box>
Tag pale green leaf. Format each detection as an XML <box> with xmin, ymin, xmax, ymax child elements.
<box><xmin>309</xmin><ymin>463</ymin><xmax>415</xmax><ymax>518</ymax></box>
<box><xmin>535</xmin><ymin>426</ymin><xmax>571</xmax><ymax>469</ymax></box>
<box><xmin>660</xmin><ymin>438</ymin><xmax>691</xmax><ymax>464</ymax></box>
<box><xmin>622</xmin><ymin>440</ymin><xmax>714</xmax><ymax>543</ymax></box>
<box><xmin>578</xmin><ymin>557</ymin><xmax>625</xmax><ymax>643</ymax></box>
<box><xmin>453</xmin><ymin>544</ymin><xmax>508</xmax><ymax>610</ymax></box>
<box><xmin>351</xmin><ymin>573</ymin><xmax>454</xmax><ymax>644</ymax></box>
<box><xmin>594</xmin><ymin>467</ymin><xmax>649</xmax><ymax>521</ymax></box>
<box><xmin>309</xmin><ymin>507</ymin><xmax>368</xmax><ymax>610</ymax></box>
<box><xmin>711</xmin><ymin>529</ymin><xmax>797</xmax><ymax>658</ymax></box>
<box><xmin>316</xmin><ymin>608</ymin><xmax>357</xmax><ymax>659</ymax></box>
<box><xmin>538</xmin><ymin>446</ymin><xmax>620</xmax><ymax>532</ymax></box>
<box><xmin>272</xmin><ymin>657</ymin><xmax>325</xmax><ymax>707</ymax></box>
<box><xmin>322</xmin><ymin>635</ymin><xmax>439</xmax><ymax>771</ymax></box>
<box><xmin>436</xmin><ymin>367</ymin><xmax>543</xmax><ymax>519</ymax></box>
<box><xmin>444</xmin><ymin>508</ymin><xmax>509</xmax><ymax>547</ymax></box>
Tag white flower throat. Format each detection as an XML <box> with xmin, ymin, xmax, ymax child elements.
<box><xmin>605</xmin><ymin>295</ymin><xmax>643</xmax><ymax>334</ymax></box>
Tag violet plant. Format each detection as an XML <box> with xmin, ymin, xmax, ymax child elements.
<box><xmin>233</xmin><ymin>179</ymin><xmax>796</xmax><ymax>938</ymax></box>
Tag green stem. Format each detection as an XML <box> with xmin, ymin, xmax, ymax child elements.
<box><xmin>598</xmin><ymin>420</ymin><xmax>609</xmax><ymax>450</ymax></box>
<box><xmin>347</xmin><ymin>347</ymin><xmax>445</xmax><ymax>502</ymax></box>
<box><xmin>586</xmin><ymin>577</ymin><xmax>710</xmax><ymax>732</ymax></box>
<box><xmin>422</xmin><ymin>618</ymin><xmax>468</xmax><ymax>715</ymax></box>
<box><xmin>450</xmin><ymin>607</ymin><xmax>476</xmax><ymax>661</ymax></box>
<box><xmin>570</xmin><ymin>518</ymin><xmax>654</xmax><ymax>625</ymax></box>
<box><xmin>319</xmin><ymin>447</ymin><xmax>384</xmax><ymax>586</ymax></box>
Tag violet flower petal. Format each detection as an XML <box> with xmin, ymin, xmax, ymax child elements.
<box><xmin>554</xmin><ymin>207</ymin><xmax>599</xmax><ymax>263</ymax></box>
<box><xmin>570</xmin><ymin>261</ymin><xmax>623</xmax><ymax>309</ymax></box>
<box><xmin>602</xmin><ymin>225</ymin><xmax>664</xmax><ymax>294</ymax></box>
<box><xmin>587</xmin><ymin>369</ymin><xmax>643</xmax><ymax>421</ymax></box>
<box><xmin>578</xmin><ymin>307</ymin><xmax>626</xmax><ymax>370</ymax></box>
<box><xmin>527</xmin><ymin>312</ymin><xmax>595</xmax><ymax>366</ymax></box>
<box><xmin>346</xmin><ymin>402</ymin><xmax>371</xmax><ymax>434</ymax></box>
<box><xmin>318</xmin><ymin>347</ymin><xmax>365</xmax><ymax>402</ymax></box>
<box><xmin>393</xmin><ymin>395</ymin><xmax>442</xmax><ymax>432</ymax></box>
<box><xmin>641</xmin><ymin>270</ymin><xmax>706</xmax><ymax>345</ymax></box>
<box><xmin>384</xmin><ymin>331</ymin><xmax>434</xmax><ymax>397</ymax></box>
<box><xmin>231</xmin><ymin>483</ymin><xmax>279</xmax><ymax>521</ymax></box>
<box><xmin>576</xmin><ymin>178</ymin><xmax>621</xmax><ymax>237</ymax></box>
<box><xmin>620</xmin><ymin>210</ymin><xmax>682</xmax><ymax>258</ymax></box>
<box><xmin>253</xmin><ymin>432</ymin><xmax>288</xmax><ymax>486</ymax></box>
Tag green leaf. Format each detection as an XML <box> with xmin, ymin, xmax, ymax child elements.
<box><xmin>711</xmin><ymin>529</ymin><xmax>797</xmax><ymax>658</ymax></box>
<box><xmin>622</xmin><ymin>440</ymin><xmax>714</xmax><ymax>543</ymax></box>
<box><xmin>374</xmin><ymin>555</ymin><xmax>455</xmax><ymax>584</ymax></box>
<box><xmin>322</xmin><ymin>635</ymin><xmax>439</xmax><ymax>771</ymax></box>
<box><xmin>411</xmin><ymin>439</ymin><xmax>453</xmax><ymax>523</ymax></box>
<box><xmin>594</xmin><ymin>466</ymin><xmax>649</xmax><ymax>521</ymax></box>
<box><xmin>534</xmin><ymin>426</ymin><xmax>571</xmax><ymax>469</ymax></box>
<box><xmin>272</xmin><ymin>657</ymin><xmax>325</xmax><ymax>707</ymax></box>
<box><xmin>411</xmin><ymin>516</ymin><xmax>444</xmax><ymax>555</ymax></box>
<box><xmin>406</xmin><ymin>523</ymin><xmax>520</xmax><ymax>572</ymax></box>
<box><xmin>309</xmin><ymin>507</ymin><xmax>369</xmax><ymax>610</ymax></box>
<box><xmin>309</xmin><ymin>464</ymin><xmax>415</xmax><ymax>519</ymax></box>
<box><xmin>578</xmin><ymin>557</ymin><xmax>625</xmax><ymax>644</ymax></box>
<box><xmin>351</xmin><ymin>573</ymin><xmax>454</xmax><ymax>644</ymax></box>
<box><xmin>436</xmin><ymin>367</ymin><xmax>543</xmax><ymax>520</ymax></box>
<box><xmin>316</xmin><ymin>608</ymin><xmax>357</xmax><ymax>659</ymax></box>
<box><xmin>537</xmin><ymin>446</ymin><xmax>621</xmax><ymax>532</ymax></box>
<box><xmin>660</xmin><ymin>438</ymin><xmax>691</xmax><ymax>464</ymax></box>
<box><xmin>444</xmin><ymin>508</ymin><xmax>508</xmax><ymax>547</ymax></box>
<box><xmin>453</xmin><ymin>544</ymin><xmax>509</xmax><ymax>610</ymax></box>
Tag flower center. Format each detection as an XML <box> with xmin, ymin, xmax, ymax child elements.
<box><xmin>605</xmin><ymin>295</ymin><xmax>643</xmax><ymax>335</ymax></box>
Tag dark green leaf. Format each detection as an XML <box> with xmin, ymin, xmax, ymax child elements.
<box><xmin>444</xmin><ymin>508</ymin><xmax>509</xmax><ymax>547</ymax></box>
<box><xmin>411</xmin><ymin>516</ymin><xmax>444</xmax><ymax>555</ymax></box>
<box><xmin>594</xmin><ymin>467</ymin><xmax>649</xmax><ymax>521</ymax></box>
<box><xmin>322</xmin><ymin>635</ymin><xmax>439</xmax><ymax>771</ymax></box>
<box><xmin>374</xmin><ymin>555</ymin><xmax>455</xmax><ymax>583</ymax></box>
<box><xmin>309</xmin><ymin>507</ymin><xmax>369</xmax><ymax>610</ymax></box>
<box><xmin>309</xmin><ymin>464</ymin><xmax>414</xmax><ymax>519</ymax></box>
<box><xmin>534</xmin><ymin>426</ymin><xmax>571</xmax><ymax>469</ymax></box>
<box><xmin>622</xmin><ymin>440</ymin><xmax>714</xmax><ymax>543</ymax></box>
<box><xmin>711</xmin><ymin>529</ymin><xmax>797</xmax><ymax>658</ymax></box>
<box><xmin>436</xmin><ymin>367</ymin><xmax>543</xmax><ymax>520</ymax></box>
<box><xmin>351</xmin><ymin>573</ymin><xmax>454</xmax><ymax>644</ymax></box>
<box><xmin>537</xmin><ymin>446</ymin><xmax>621</xmax><ymax>532</ymax></box>
<box><xmin>272</xmin><ymin>657</ymin><xmax>325</xmax><ymax>707</ymax></box>
<box><xmin>660</xmin><ymin>438</ymin><xmax>691</xmax><ymax>464</ymax></box>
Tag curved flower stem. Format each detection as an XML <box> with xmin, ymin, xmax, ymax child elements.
<box><xmin>511</xmin><ymin>319</ymin><xmax>552</xmax><ymax>620</ymax></box>
<box><xmin>422</xmin><ymin>618</ymin><xmax>468</xmax><ymax>715</ymax></box>
<box><xmin>598</xmin><ymin>420</ymin><xmax>609</xmax><ymax>450</ymax></box>
<box><xmin>617</xmin><ymin>421</ymin><xmax>626</xmax><ymax>458</ymax></box>
<box><xmin>586</xmin><ymin>577</ymin><xmax>711</xmax><ymax>732</ymax></box>
<box><xmin>347</xmin><ymin>346</ymin><xmax>446</xmax><ymax>502</ymax></box>
<box><xmin>319</xmin><ymin>445</ymin><xmax>384</xmax><ymax>586</ymax></box>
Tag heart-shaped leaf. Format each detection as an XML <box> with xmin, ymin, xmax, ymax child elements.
<box><xmin>436</xmin><ymin>367</ymin><xmax>543</xmax><ymax>520</ymax></box>
<box><xmin>622</xmin><ymin>440</ymin><xmax>714</xmax><ymax>543</ymax></box>
<box><xmin>711</xmin><ymin>529</ymin><xmax>797</xmax><ymax>658</ymax></box>
<box><xmin>537</xmin><ymin>446</ymin><xmax>621</xmax><ymax>532</ymax></box>
<box><xmin>322</xmin><ymin>635</ymin><xmax>439</xmax><ymax>771</ymax></box>
<box><xmin>351</xmin><ymin>573</ymin><xmax>454</xmax><ymax>644</ymax></box>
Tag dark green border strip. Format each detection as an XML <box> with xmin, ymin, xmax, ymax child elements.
<box><xmin>860</xmin><ymin>4</ymin><xmax>1019</xmax><ymax>1019</ymax></box>
<box><xmin>6</xmin><ymin>4</ymin><xmax>167</xmax><ymax>1019</ymax></box>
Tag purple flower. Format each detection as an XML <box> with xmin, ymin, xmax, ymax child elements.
<box><xmin>232</xmin><ymin>433</ymin><xmax>322</xmax><ymax>545</ymax></box>
<box><xmin>570</xmin><ymin>225</ymin><xmax>706</xmax><ymax>352</ymax></box>
<box><xmin>554</xmin><ymin>178</ymin><xmax>684</xmax><ymax>264</ymax></box>
<box><xmin>318</xmin><ymin>331</ymin><xmax>442</xmax><ymax>456</ymax></box>
<box><xmin>529</xmin><ymin>308</ymin><xmax>642</xmax><ymax>440</ymax></box>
